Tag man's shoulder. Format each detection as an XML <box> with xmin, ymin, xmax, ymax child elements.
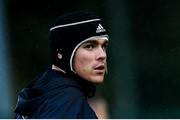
<box><xmin>37</xmin><ymin>87</ymin><xmax>90</xmax><ymax>118</ymax></box>
<box><xmin>49</xmin><ymin>86</ymin><xmax>85</xmax><ymax>103</ymax></box>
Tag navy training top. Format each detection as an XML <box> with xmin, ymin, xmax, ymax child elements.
<box><xmin>14</xmin><ymin>69</ymin><xmax>97</xmax><ymax>119</ymax></box>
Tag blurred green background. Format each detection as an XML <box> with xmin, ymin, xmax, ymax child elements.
<box><xmin>1</xmin><ymin>0</ymin><xmax>180</xmax><ymax>118</ymax></box>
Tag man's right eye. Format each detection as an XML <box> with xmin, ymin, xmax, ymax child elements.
<box><xmin>84</xmin><ymin>44</ymin><xmax>95</xmax><ymax>49</ymax></box>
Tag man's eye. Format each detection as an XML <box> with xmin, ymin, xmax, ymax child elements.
<box><xmin>102</xmin><ymin>44</ymin><xmax>108</xmax><ymax>51</ymax></box>
<box><xmin>84</xmin><ymin>44</ymin><xmax>95</xmax><ymax>49</ymax></box>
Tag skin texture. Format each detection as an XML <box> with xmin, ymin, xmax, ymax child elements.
<box><xmin>73</xmin><ymin>38</ymin><xmax>108</xmax><ymax>84</ymax></box>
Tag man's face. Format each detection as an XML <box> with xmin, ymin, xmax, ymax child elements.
<box><xmin>73</xmin><ymin>37</ymin><xmax>108</xmax><ymax>84</ymax></box>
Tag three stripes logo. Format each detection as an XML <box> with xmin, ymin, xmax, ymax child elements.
<box><xmin>96</xmin><ymin>24</ymin><xmax>106</xmax><ymax>33</ymax></box>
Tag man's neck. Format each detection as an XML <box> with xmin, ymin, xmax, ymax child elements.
<box><xmin>52</xmin><ymin>65</ymin><xmax>66</xmax><ymax>73</ymax></box>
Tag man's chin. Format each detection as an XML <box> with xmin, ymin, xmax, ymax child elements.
<box><xmin>90</xmin><ymin>77</ymin><xmax>104</xmax><ymax>84</ymax></box>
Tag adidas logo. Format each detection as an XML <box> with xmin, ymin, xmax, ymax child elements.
<box><xmin>96</xmin><ymin>24</ymin><xmax>106</xmax><ymax>33</ymax></box>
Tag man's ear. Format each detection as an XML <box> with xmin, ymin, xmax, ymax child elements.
<box><xmin>57</xmin><ymin>53</ymin><xmax>62</xmax><ymax>59</ymax></box>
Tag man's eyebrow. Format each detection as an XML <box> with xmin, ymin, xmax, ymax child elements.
<box><xmin>83</xmin><ymin>40</ymin><xmax>97</xmax><ymax>44</ymax></box>
<box><xmin>84</xmin><ymin>39</ymin><xmax>109</xmax><ymax>44</ymax></box>
<box><xmin>104</xmin><ymin>40</ymin><xmax>109</xmax><ymax>44</ymax></box>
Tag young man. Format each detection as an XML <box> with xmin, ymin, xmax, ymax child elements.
<box><xmin>14</xmin><ymin>11</ymin><xmax>109</xmax><ymax>119</ymax></box>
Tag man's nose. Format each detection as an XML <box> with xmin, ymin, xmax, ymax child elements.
<box><xmin>96</xmin><ymin>47</ymin><xmax>106</xmax><ymax>61</ymax></box>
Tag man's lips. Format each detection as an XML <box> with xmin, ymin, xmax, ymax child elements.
<box><xmin>94</xmin><ymin>64</ymin><xmax>105</xmax><ymax>71</ymax></box>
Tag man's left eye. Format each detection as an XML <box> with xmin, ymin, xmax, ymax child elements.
<box><xmin>102</xmin><ymin>44</ymin><xmax>108</xmax><ymax>50</ymax></box>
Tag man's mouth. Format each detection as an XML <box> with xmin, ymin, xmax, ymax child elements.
<box><xmin>94</xmin><ymin>64</ymin><xmax>105</xmax><ymax>72</ymax></box>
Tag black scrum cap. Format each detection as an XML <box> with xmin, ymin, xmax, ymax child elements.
<box><xmin>49</xmin><ymin>11</ymin><xmax>109</xmax><ymax>73</ymax></box>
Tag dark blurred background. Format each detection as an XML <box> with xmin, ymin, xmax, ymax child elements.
<box><xmin>1</xmin><ymin>0</ymin><xmax>180</xmax><ymax>118</ymax></box>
